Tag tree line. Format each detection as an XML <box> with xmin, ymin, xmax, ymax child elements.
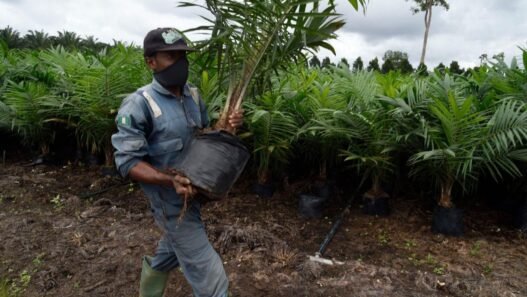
<box><xmin>0</xmin><ymin>26</ymin><xmax>129</xmax><ymax>52</ymax></box>
<box><xmin>310</xmin><ymin>50</ymin><xmax>471</xmax><ymax>76</ymax></box>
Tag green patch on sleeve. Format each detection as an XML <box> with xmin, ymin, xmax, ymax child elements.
<box><xmin>117</xmin><ymin>115</ymin><xmax>131</xmax><ymax>126</ymax></box>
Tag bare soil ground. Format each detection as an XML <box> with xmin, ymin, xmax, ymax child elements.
<box><xmin>1</xmin><ymin>162</ymin><xmax>527</xmax><ymax>297</ymax></box>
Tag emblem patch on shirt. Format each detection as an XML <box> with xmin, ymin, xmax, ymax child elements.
<box><xmin>117</xmin><ymin>115</ymin><xmax>131</xmax><ymax>126</ymax></box>
<box><xmin>162</xmin><ymin>29</ymin><xmax>182</xmax><ymax>44</ymax></box>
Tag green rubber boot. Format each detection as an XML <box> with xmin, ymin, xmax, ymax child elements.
<box><xmin>139</xmin><ymin>256</ymin><xmax>169</xmax><ymax>297</ymax></box>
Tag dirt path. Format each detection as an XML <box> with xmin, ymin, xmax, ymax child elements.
<box><xmin>1</xmin><ymin>163</ymin><xmax>526</xmax><ymax>296</ymax></box>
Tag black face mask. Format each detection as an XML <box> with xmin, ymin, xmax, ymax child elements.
<box><xmin>153</xmin><ymin>56</ymin><xmax>189</xmax><ymax>89</ymax></box>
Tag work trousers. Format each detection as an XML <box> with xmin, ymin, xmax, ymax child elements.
<box><xmin>149</xmin><ymin>196</ymin><xmax>228</xmax><ymax>297</ymax></box>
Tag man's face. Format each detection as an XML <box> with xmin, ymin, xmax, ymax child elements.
<box><xmin>146</xmin><ymin>50</ymin><xmax>186</xmax><ymax>72</ymax></box>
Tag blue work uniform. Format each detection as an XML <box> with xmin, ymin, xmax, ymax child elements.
<box><xmin>111</xmin><ymin>79</ymin><xmax>229</xmax><ymax>297</ymax></box>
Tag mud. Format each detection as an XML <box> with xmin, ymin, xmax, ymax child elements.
<box><xmin>1</xmin><ymin>163</ymin><xmax>526</xmax><ymax>296</ymax></box>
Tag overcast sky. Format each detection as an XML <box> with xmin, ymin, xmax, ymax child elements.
<box><xmin>1</xmin><ymin>0</ymin><xmax>526</xmax><ymax>68</ymax></box>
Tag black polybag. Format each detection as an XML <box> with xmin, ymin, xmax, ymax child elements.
<box><xmin>432</xmin><ymin>206</ymin><xmax>464</xmax><ymax>236</ymax></box>
<box><xmin>298</xmin><ymin>194</ymin><xmax>327</xmax><ymax>218</ymax></box>
<box><xmin>176</xmin><ymin>131</ymin><xmax>250</xmax><ymax>199</ymax></box>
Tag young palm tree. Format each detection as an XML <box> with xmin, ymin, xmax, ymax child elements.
<box><xmin>244</xmin><ymin>91</ymin><xmax>299</xmax><ymax>185</ymax></box>
<box><xmin>0</xmin><ymin>45</ymin><xmax>63</xmax><ymax>157</ymax></box>
<box><xmin>296</xmin><ymin>67</ymin><xmax>347</xmax><ymax>182</ymax></box>
<box><xmin>408</xmin><ymin>75</ymin><xmax>485</xmax><ymax>208</ymax></box>
<box><xmin>40</xmin><ymin>45</ymin><xmax>149</xmax><ymax>165</ymax></box>
<box><xmin>405</xmin><ymin>74</ymin><xmax>527</xmax><ymax>209</ymax></box>
<box><xmin>485</xmin><ymin>48</ymin><xmax>527</xmax><ymax>103</ymax></box>
<box><xmin>171</xmin><ymin>0</ymin><xmax>365</xmax><ymax>197</ymax></box>
<box><xmin>0</xmin><ymin>41</ymin><xmax>10</xmax><ymax>91</ymax></box>
<box><xmin>181</xmin><ymin>0</ymin><xmax>349</xmax><ymax>131</ymax></box>
<box><xmin>194</xmin><ymin>70</ymin><xmax>226</xmax><ymax>123</ymax></box>
<box><xmin>306</xmin><ymin>69</ymin><xmax>399</xmax><ymax>212</ymax></box>
<box><xmin>381</xmin><ymin>72</ymin><xmax>527</xmax><ymax>234</ymax></box>
<box><xmin>1</xmin><ymin>80</ymin><xmax>55</xmax><ymax>156</ymax></box>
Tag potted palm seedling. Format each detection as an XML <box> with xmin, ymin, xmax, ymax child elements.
<box><xmin>309</xmin><ymin>69</ymin><xmax>398</xmax><ymax>216</ymax></box>
<box><xmin>175</xmin><ymin>0</ymin><xmax>353</xmax><ymax>199</ymax></box>
<box><xmin>406</xmin><ymin>74</ymin><xmax>527</xmax><ymax>236</ymax></box>
<box><xmin>244</xmin><ymin>91</ymin><xmax>298</xmax><ymax>197</ymax></box>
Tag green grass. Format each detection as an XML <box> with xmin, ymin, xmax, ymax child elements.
<box><xmin>0</xmin><ymin>269</ymin><xmax>33</xmax><ymax>297</ymax></box>
<box><xmin>0</xmin><ymin>277</ymin><xmax>11</xmax><ymax>297</ymax></box>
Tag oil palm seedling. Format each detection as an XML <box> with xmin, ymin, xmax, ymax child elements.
<box><xmin>480</xmin><ymin>100</ymin><xmax>527</xmax><ymax>180</ymax></box>
<box><xmin>0</xmin><ymin>44</ymin><xmax>61</xmax><ymax>159</ymax></box>
<box><xmin>306</xmin><ymin>69</ymin><xmax>399</xmax><ymax>215</ymax></box>
<box><xmin>0</xmin><ymin>41</ymin><xmax>10</xmax><ymax>95</ymax></box>
<box><xmin>307</xmin><ymin>106</ymin><xmax>397</xmax><ymax>215</ymax></box>
<box><xmin>0</xmin><ymin>100</ymin><xmax>10</xmax><ymax>132</ymax></box>
<box><xmin>1</xmin><ymin>45</ymin><xmax>52</xmax><ymax>91</ymax></box>
<box><xmin>173</xmin><ymin>0</ymin><xmax>363</xmax><ymax>198</ymax></box>
<box><xmin>398</xmin><ymin>73</ymin><xmax>527</xmax><ymax>235</ymax></box>
<box><xmin>195</xmin><ymin>69</ymin><xmax>226</xmax><ymax>123</ymax></box>
<box><xmin>407</xmin><ymin>74</ymin><xmax>485</xmax><ymax>210</ymax></box>
<box><xmin>456</xmin><ymin>65</ymin><xmax>497</xmax><ymax>112</ymax></box>
<box><xmin>278</xmin><ymin>64</ymin><xmax>320</xmax><ymax>126</ymax></box>
<box><xmin>296</xmin><ymin>69</ymin><xmax>347</xmax><ymax>195</ymax></box>
<box><xmin>271</xmin><ymin>65</ymin><xmax>333</xmax><ymax>192</ymax></box>
<box><xmin>478</xmin><ymin>48</ymin><xmax>527</xmax><ymax>226</ymax></box>
<box><xmin>336</xmin><ymin>69</ymin><xmax>399</xmax><ymax>211</ymax></box>
<box><xmin>67</xmin><ymin>45</ymin><xmax>148</xmax><ymax>165</ymax></box>
<box><xmin>1</xmin><ymin>80</ymin><xmax>55</xmax><ymax>156</ymax></box>
<box><xmin>485</xmin><ymin>47</ymin><xmax>527</xmax><ymax>103</ymax></box>
<box><xmin>383</xmin><ymin>74</ymin><xmax>480</xmax><ymax>234</ymax></box>
<box><xmin>243</xmin><ymin>91</ymin><xmax>299</xmax><ymax>195</ymax></box>
<box><xmin>39</xmin><ymin>45</ymin><xmax>149</xmax><ymax>165</ymax></box>
<box><xmin>375</xmin><ymin>70</ymin><xmax>412</xmax><ymax>98</ymax></box>
<box><xmin>181</xmin><ymin>0</ymin><xmax>348</xmax><ymax>131</ymax></box>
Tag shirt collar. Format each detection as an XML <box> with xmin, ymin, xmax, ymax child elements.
<box><xmin>151</xmin><ymin>78</ymin><xmax>191</xmax><ymax>97</ymax></box>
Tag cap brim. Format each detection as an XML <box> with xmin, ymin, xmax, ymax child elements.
<box><xmin>157</xmin><ymin>44</ymin><xmax>196</xmax><ymax>52</ymax></box>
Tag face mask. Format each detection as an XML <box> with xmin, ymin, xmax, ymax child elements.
<box><xmin>153</xmin><ymin>56</ymin><xmax>189</xmax><ymax>89</ymax></box>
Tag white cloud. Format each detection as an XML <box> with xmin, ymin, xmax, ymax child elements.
<box><xmin>0</xmin><ymin>0</ymin><xmax>525</xmax><ymax>68</ymax></box>
<box><xmin>318</xmin><ymin>0</ymin><xmax>526</xmax><ymax>68</ymax></box>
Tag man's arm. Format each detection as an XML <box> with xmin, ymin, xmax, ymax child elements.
<box><xmin>128</xmin><ymin>161</ymin><xmax>193</xmax><ymax>195</ymax></box>
<box><xmin>111</xmin><ymin>95</ymin><xmax>193</xmax><ymax>195</ymax></box>
<box><xmin>129</xmin><ymin>161</ymin><xmax>172</xmax><ymax>187</ymax></box>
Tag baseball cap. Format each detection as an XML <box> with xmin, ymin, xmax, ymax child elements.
<box><xmin>143</xmin><ymin>27</ymin><xmax>195</xmax><ymax>56</ymax></box>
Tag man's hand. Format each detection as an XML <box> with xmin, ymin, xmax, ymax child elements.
<box><xmin>228</xmin><ymin>109</ymin><xmax>244</xmax><ymax>129</ymax></box>
<box><xmin>172</xmin><ymin>174</ymin><xmax>195</xmax><ymax>196</ymax></box>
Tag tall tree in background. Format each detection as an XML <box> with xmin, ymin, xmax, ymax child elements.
<box><xmin>52</xmin><ymin>30</ymin><xmax>82</xmax><ymax>50</ymax></box>
<box><xmin>416</xmin><ymin>63</ymin><xmax>428</xmax><ymax>76</ymax></box>
<box><xmin>367</xmin><ymin>57</ymin><xmax>380</xmax><ymax>72</ymax></box>
<box><xmin>381</xmin><ymin>59</ymin><xmax>395</xmax><ymax>74</ymax></box>
<box><xmin>381</xmin><ymin>50</ymin><xmax>413</xmax><ymax>74</ymax></box>
<box><xmin>322</xmin><ymin>57</ymin><xmax>334</xmax><ymax>68</ymax></box>
<box><xmin>24</xmin><ymin>30</ymin><xmax>50</xmax><ymax>49</ymax></box>
<box><xmin>339</xmin><ymin>57</ymin><xmax>350</xmax><ymax>68</ymax></box>
<box><xmin>310</xmin><ymin>56</ymin><xmax>321</xmax><ymax>68</ymax></box>
<box><xmin>0</xmin><ymin>27</ymin><xmax>111</xmax><ymax>51</ymax></box>
<box><xmin>434</xmin><ymin>62</ymin><xmax>446</xmax><ymax>75</ymax></box>
<box><xmin>352</xmin><ymin>56</ymin><xmax>364</xmax><ymax>71</ymax></box>
<box><xmin>449</xmin><ymin>60</ymin><xmax>463</xmax><ymax>75</ymax></box>
<box><xmin>82</xmin><ymin>35</ymin><xmax>108</xmax><ymax>52</ymax></box>
<box><xmin>408</xmin><ymin>0</ymin><xmax>449</xmax><ymax>65</ymax></box>
<box><xmin>0</xmin><ymin>26</ymin><xmax>23</xmax><ymax>48</ymax></box>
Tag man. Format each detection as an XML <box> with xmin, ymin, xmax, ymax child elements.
<box><xmin>111</xmin><ymin>27</ymin><xmax>243</xmax><ymax>297</ymax></box>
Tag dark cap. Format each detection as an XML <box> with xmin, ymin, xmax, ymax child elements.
<box><xmin>143</xmin><ymin>27</ymin><xmax>195</xmax><ymax>56</ymax></box>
